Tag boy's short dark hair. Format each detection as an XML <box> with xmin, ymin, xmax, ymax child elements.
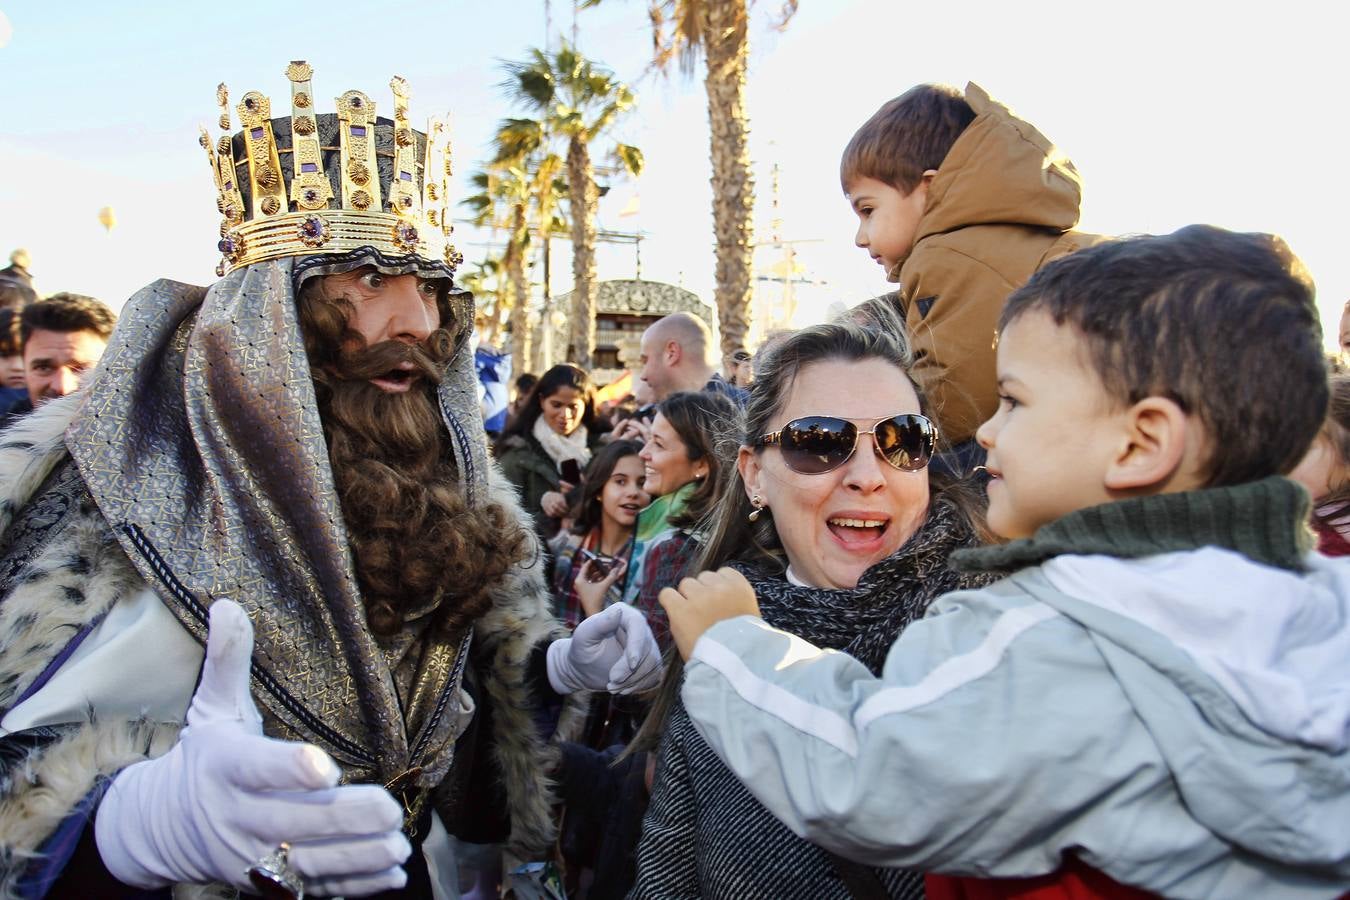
<box><xmin>1001</xmin><ymin>225</ymin><xmax>1326</xmax><ymax>488</ymax></box>
<box><xmin>20</xmin><ymin>293</ymin><xmax>117</xmax><ymax>346</ymax></box>
<box><xmin>840</xmin><ymin>84</ymin><xmax>976</xmax><ymax>194</ymax></box>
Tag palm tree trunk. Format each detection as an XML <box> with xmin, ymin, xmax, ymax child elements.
<box><xmin>566</xmin><ymin>136</ymin><xmax>599</xmax><ymax>367</ymax></box>
<box><xmin>506</xmin><ymin>202</ymin><xmax>532</xmax><ymax>371</ymax></box>
<box><xmin>702</xmin><ymin>0</ymin><xmax>754</xmax><ymax>367</ymax></box>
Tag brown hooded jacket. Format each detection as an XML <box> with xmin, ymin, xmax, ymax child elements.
<box><xmin>889</xmin><ymin>83</ymin><xmax>1103</xmax><ymax>447</ymax></box>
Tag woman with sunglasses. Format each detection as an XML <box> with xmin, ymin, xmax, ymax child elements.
<box><xmin>629</xmin><ymin>320</ymin><xmax>989</xmax><ymax>900</ymax></box>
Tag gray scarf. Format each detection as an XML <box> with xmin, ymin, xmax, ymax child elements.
<box><xmin>737</xmin><ymin>498</ymin><xmax>988</xmax><ymax>674</ymax></box>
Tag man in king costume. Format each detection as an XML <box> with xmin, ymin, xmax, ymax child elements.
<box><xmin>0</xmin><ymin>63</ymin><xmax>661</xmax><ymax>897</ymax></box>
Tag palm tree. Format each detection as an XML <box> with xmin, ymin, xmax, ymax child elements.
<box><xmin>464</xmin><ymin>139</ymin><xmax>570</xmax><ymax>371</ymax></box>
<box><xmin>464</xmin><ymin>166</ymin><xmax>534</xmax><ymax>368</ymax></box>
<box><xmin>500</xmin><ymin>44</ymin><xmax>644</xmax><ymax>367</ymax></box>
<box><xmin>584</xmin><ymin>0</ymin><xmax>798</xmax><ymax>365</ymax></box>
<box><xmin>459</xmin><ymin>256</ymin><xmax>506</xmax><ymax>348</ymax></box>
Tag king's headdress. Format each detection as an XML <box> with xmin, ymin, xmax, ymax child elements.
<box><xmin>201</xmin><ymin>62</ymin><xmax>460</xmax><ymax>277</ymax></box>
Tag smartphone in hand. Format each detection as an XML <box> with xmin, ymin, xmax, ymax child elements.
<box><xmin>580</xmin><ymin>549</ymin><xmax>617</xmax><ymax>582</ymax></box>
<box><xmin>559</xmin><ymin>458</ymin><xmax>582</xmax><ymax>485</ymax></box>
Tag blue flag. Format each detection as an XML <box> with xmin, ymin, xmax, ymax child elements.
<box><xmin>476</xmin><ymin>347</ymin><xmax>512</xmax><ymax>434</ymax></box>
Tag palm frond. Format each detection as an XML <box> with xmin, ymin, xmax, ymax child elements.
<box><xmin>500</xmin><ymin>56</ymin><xmax>556</xmax><ymax>108</ymax></box>
<box><xmin>492</xmin><ymin>118</ymin><xmax>545</xmax><ymax>164</ymax></box>
<box><xmin>613</xmin><ymin>143</ymin><xmax>645</xmax><ymax>178</ymax></box>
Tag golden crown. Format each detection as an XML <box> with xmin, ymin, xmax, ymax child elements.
<box><xmin>200</xmin><ymin>61</ymin><xmax>460</xmax><ymax>277</ymax></box>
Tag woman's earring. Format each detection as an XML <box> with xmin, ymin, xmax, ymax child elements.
<box><xmin>748</xmin><ymin>496</ymin><xmax>766</xmax><ymax>523</ymax></box>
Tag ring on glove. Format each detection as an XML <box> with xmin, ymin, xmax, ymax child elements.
<box><xmin>247</xmin><ymin>842</ymin><xmax>304</xmax><ymax>900</ymax></box>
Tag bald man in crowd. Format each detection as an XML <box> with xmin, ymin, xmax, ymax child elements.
<box><xmin>612</xmin><ymin>312</ymin><xmax>743</xmax><ymax>442</ymax></box>
<box><xmin>636</xmin><ymin>312</ymin><xmax>744</xmax><ymax>403</ymax></box>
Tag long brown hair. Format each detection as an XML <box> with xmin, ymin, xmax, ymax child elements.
<box><xmin>299</xmin><ymin>276</ymin><xmax>531</xmax><ymax>638</ymax></box>
<box><xmin>655</xmin><ymin>390</ymin><xmax>741</xmax><ymax>530</ymax></box>
<box><xmin>567</xmin><ymin>439</ymin><xmax>645</xmax><ymax>535</ymax></box>
<box><xmin>628</xmin><ymin>320</ymin><xmax>987</xmax><ymax>753</ymax></box>
<box><xmin>497</xmin><ymin>363</ymin><xmax>598</xmax><ymax>445</ymax></box>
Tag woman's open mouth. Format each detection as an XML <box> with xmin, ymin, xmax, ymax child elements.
<box><xmin>826</xmin><ymin>515</ymin><xmax>890</xmax><ymax>547</ymax></box>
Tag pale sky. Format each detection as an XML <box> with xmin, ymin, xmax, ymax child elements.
<box><xmin>1</xmin><ymin>0</ymin><xmax>1346</xmax><ymax>347</ymax></box>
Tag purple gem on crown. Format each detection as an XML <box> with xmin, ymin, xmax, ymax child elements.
<box><xmin>301</xmin><ymin>218</ymin><xmax>322</xmax><ymax>237</ymax></box>
<box><xmin>217</xmin><ymin>236</ymin><xmax>237</xmax><ymax>255</ymax></box>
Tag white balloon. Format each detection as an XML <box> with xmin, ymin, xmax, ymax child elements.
<box><xmin>0</xmin><ymin>10</ymin><xmax>12</xmax><ymax>49</ymax></box>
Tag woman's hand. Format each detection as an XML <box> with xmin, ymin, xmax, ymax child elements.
<box><xmin>541</xmin><ymin>489</ymin><xmax>570</xmax><ymax>518</ymax></box>
<box><xmin>659</xmin><ymin>567</ymin><xmax>761</xmax><ymax>660</ymax></box>
<box><xmin>612</xmin><ymin>418</ymin><xmax>652</xmax><ymax>444</ymax></box>
<box><xmin>574</xmin><ymin>557</ymin><xmax>628</xmax><ymax>617</ymax></box>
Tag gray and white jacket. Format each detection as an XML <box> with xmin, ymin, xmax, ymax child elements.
<box><xmin>682</xmin><ymin>488</ymin><xmax>1350</xmax><ymax>899</ymax></box>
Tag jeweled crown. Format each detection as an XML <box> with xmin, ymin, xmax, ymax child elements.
<box><xmin>200</xmin><ymin>61</ymin><xmax>460</xmax><ymax>277</ymax></box>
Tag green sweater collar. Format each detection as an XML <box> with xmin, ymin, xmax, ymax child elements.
<box><xmin>952</xmin><ymin>476</ymin><xmax>1314</xmax><ymax>575</ymax></box>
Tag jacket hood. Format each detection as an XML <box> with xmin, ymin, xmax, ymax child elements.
<box><xmin>894</xmin><ymin>83</ymin><xmax>1084</xmax><ymax>277</ymax></box>
<box><xmin>1036</xmin><ymin>549</ymin><xmax>1350</xmax><ymax>873</ymax></box>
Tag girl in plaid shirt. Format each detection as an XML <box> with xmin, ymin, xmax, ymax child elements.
<box><xmin>548</xmin><ymin>439</ymin><xmax>649</xmax><ymax>629</ymax></box>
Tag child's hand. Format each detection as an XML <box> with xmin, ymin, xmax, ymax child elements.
<box><xmin>658</xmin><ymin>567</ymin><xmax>760</xmax><ymax>660</ymax></box>
<box><xmin>541</xmin><ymin>490</ymin><xmax>569</xmax><ymax>518</ymax></box>
<box><xmin>574</xmin><ymin>558</ymin><xmax>627</xmax><ymax>617</ymax></box>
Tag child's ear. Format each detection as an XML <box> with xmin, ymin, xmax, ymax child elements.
<box><xmin>737</xmin><ymin>446</ymin><xmax>762</xmax><ymax>501</ymax></box>
<box><xmin>912</xmin><ymin>170</ymin><xmax>934</xmax><ymax>198</ymax></box>
<box><xmin>1104</xmin><ymin>397</ymin><xmax>1189</xmax><ymax>491</ymax></box>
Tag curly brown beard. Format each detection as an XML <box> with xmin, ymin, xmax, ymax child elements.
<box><xmin>298</xmin><ymin>280</ymin><xmax>530</xmax><ymax>638</ymax></box>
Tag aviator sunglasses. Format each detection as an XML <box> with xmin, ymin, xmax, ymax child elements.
<box><xmin>755</xmin><ymin>413</ymin><xmax>936</xmax><ymax>475</ymax></box>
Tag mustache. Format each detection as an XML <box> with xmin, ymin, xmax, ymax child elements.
<box><xmin>333</xmin><ymin>338</ymin><xmax>447</xmax><ymax>383</ymax></box>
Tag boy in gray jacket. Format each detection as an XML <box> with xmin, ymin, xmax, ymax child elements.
<box><xmin>659</xmin><ymin>225</ymin><xmax>1350</xmax><ymax>899</ymax></box>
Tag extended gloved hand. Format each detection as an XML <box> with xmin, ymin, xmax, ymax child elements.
<box><xmin>95</xmin><ymin>600</ymin><xmax>411</xmax><ymax>896</ymax></box>
<box><xmin>546</xmin><ymin>602</ymin><xmax>664</xmax><ymax>694</ymax></box>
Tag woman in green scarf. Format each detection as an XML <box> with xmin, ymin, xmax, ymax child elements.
<box><xmin>621</xmin><ymin>390</ymin><xmax>740</xmax><ymax>648</ymax></box>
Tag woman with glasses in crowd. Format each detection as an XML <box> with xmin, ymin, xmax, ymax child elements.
<box><xmin>629</xmin><ymin>317</ymin><xmax>990</xmax><ymax>899</ymax></box>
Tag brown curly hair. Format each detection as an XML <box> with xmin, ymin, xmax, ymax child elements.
<box><xmin>298</xmin><ymin>274</ymin><xmax>530</xmax><ymax>638</ymax></box>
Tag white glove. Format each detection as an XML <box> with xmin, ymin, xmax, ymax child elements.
<box><xmin>546</xmin><ymin>602</ymin><xmax>663</xmax><ymax>694</ymax></box>
<box><xmin>95</xmin><ymin>599</ymin><xmax>411</xmax><ymax>896</ymax></box>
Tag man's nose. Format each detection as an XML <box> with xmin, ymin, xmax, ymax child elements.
<box><xmin>384</xmin><ymin>278</ymin><xmax>436</xmax><ymax>344</ymax></box>
<box><xmin>53</xmin><ymin>368</ymin><xmax>80</xmax><ymax>397</ymax></box>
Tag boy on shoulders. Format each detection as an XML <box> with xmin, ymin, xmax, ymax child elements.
<box><xmin>844</xmin><ymin>83</ymin><xmax>1099</xmax><ymax>466</ymax></box>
